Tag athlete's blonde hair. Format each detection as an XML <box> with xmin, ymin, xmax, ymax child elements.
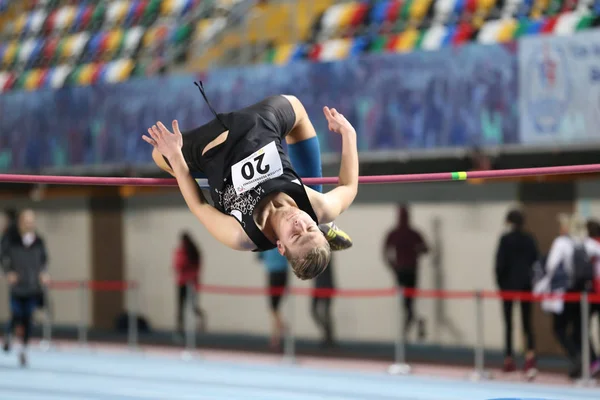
<box><xmin>286</xmin><ymin>243</ymin><xmax>331</xmax><ymax>280</ymax></box>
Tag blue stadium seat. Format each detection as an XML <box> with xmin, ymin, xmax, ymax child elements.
<box><xmin>371</xmin><ymin>1</ymin><xmax>391</xmax><ymax>26</ymax></box>
<box><xmin>350</xmin><ymin>36</ymin><xmax>369</xmax><ymax>55</ymax></box>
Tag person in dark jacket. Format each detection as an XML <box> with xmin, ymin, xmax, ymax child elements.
<box><xmin>0</xmin><ymin>208</ymin><xmax>17</xmax><ymax>253</ymax></box>
<box><xmin>383</xmin><ymin>205</ymin><xmax>428</xmax><ymax>338</ymax></box>
<box><xmin>495</xmin><ymin>209</ymin><xmax>539</xmax><ymax>378</ymax></box>
<box><xmin>1</xmin><ymin>209</ymin><xmax>49</xmax><ymax>367</ymax></box>
<box><xmin>311</xmin><ymin>255</ymin><xmax>336</xmax><ymax>348</ymax></box>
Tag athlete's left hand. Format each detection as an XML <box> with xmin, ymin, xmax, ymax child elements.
<box><xmin>142</xmin><ymin>120</ymin><xmax>183</xmax><ymax>160</ymax></box>
<box><xmin>323</xmin><ymin>106</ymin><xmax>356</xmax><ymax>137</ymax></box>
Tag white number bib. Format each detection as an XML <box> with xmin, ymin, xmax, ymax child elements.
<box><xmin>231</xmin><ymin>141</ymin><xmax>283</xmax><ymax>195</ymax></box>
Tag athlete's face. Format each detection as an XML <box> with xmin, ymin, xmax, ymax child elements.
<box><xmin>276</xmin><ymin>208</ymin><xmax>326</xmax><ymax>257</ymax></box>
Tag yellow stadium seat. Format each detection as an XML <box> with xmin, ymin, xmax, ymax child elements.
<box><xmin>338</xmin><ymin>3</ymin><xmax>358</xmax><ymax>29</ymax></box>
<box><xmin>396</xmin><ymin>28</ymin><xmax>419</xmax><ymax>52</ymax></box>
<box><xmin>471</xmin><ymin>13</ymin><xmax>486</xmax><ymax>29</ymax></box>
<box><xmin>274</xmin><ymin>43</ymin><xmax>294</xmax><ymax>65</ymax></box>
<box><xmin>115</xmin><ymin>59</ymin><xmax>134</xmax><ymax>82</ymax></box>
<box><xmin>143</xmin><ymin>26</ymin><xmax>157</xmax><ymax>48</ymax></box>
<box><xmin>161</xmin><ymin>0</ymin><xmax>176</xmax><ymax>16</ymax></box>
<box><xmin>195</xmin><ymin>19</ymin><xmax>211</xmax><ymax>39</ymax></box>
<box><xmin>78</xmin><ymin>63</ymin><xmax>95</xmax><ymax>86</ymax></box>
<box><xmin>411</xmin><ymin>0</ymin><xmax>433</xmax><ymax>23</ymax></box>
<box><xmin>334</xmin><ymin>38</ymin><xmax>352</xmax><ymax>59</ymax></box>
<box><xmin>13</xmin><ymin>13</ymin><xmax>27</xmax><ymax>36</ymax></box>
<box><xmin>63</xmin><ymin>6</ymin><xmax>76</xmax><ymax>30</ymax></box>
<box><xmin>107</xmin><ymin>29</ymin><xmax>125</xmax><ymax>53</ymax></box>
<box><xmin>3</xmin><ymin>41</ymin><xmax>18</xmax><ymax>66</ymax></box>
<box><xmin>476</xmin><ymin>0</ymin><xmax>497</xmax><ymax>13</ymax></box>
<box><xmin>497</xmin><ymin>19</ymin><xmax>518</xmax><ymax>42</ymax></box>
<box><xmin>60</xmin><ymin>35</ymin><xmax>76</xmax><ymax>59</ymax></box>
<box><xmin>530</xmin><ymin>0</ymin><xmax>549</xmax><ymax>18</ymax></box>
<box><xmin>25</xmin><ymin>69</ymin><xmax>41</xmax><ymax>91</ymax></box>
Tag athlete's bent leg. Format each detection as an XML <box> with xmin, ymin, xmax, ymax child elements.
<box><xmin>282</xmin><ymin>95</ymin><xmax>352</xmax><ymax>251</ymax></box>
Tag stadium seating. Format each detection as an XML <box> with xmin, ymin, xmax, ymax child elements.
<box><xmin>0</xmin><ymin>0</ymin><xmax>228</xmax><ymax>92</ymax></box>
<box><xmin>263</xmin><ymin>0</ymin><xmax>600</xmax><ymax>65</ymax></box>
<box><xmin>0</xmin><ymin>0</ymin><xmax>598</xmax><ymax>91</ymax></box>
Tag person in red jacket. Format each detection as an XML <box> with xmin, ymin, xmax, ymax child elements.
<box><xmin>173</xmin><ymin>231</ymin><xmax>205</xmax><ymax>338</ymax></box>
<box><xmin>383</xmin><ymin>205</ymin><xmax>429</xmax><ymax>338</ymax></box>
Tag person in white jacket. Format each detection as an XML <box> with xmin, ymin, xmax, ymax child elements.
<box><xmin>534</xmin><ymin>214</ymin><xmax>600</xmax><ymax>378</ymax></box>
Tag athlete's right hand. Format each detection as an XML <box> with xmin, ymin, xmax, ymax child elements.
<box><xmin>323</xmin><ymin>106</ymin><xmax>356</xmax><ymax>137</ymax></box>
<box><xmin>142</xmin><ymin>120</ymin><xmax>183</xmax><ymax>160</ymax></box>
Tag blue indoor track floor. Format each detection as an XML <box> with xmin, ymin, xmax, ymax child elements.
<box><xmin>0</xmin><ymin>347</ymin><xmax>598</xmax><ymax>400</ymax></box>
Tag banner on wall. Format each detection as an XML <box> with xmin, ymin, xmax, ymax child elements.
<box><xmin>519</xmin><ymin>30</ymin><xmax>600</xmax><ymax>145</ymax></box>
<box><xmin>0</xmin><ymin>44</ymin><xmax>518</xmax><ymax>172</ymax></box>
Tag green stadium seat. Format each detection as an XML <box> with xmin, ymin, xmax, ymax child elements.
<box><xmin>369</xmin><ymin>34</ymin><xmax>388</xmax><ymax>53</ymax></box>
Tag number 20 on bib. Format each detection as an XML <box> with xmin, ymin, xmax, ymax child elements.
<box><xmin>231</xmin><ymin>141</ymin><xmax>283</xmax><ymax>195</ymax></box>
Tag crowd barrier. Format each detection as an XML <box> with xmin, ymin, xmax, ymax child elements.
<box><xmin>36</xmin><ymin>280</ymin><xmax>600</xmax><ymax>386</ymax></box>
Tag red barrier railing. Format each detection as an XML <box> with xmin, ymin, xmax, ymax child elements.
<box><xmin>48</xmin><ymin>280</ymin><xmax>138</xmax><ymax>291</ymax></box>
<box><xmin>191</xmin><ymin>284</ymin><xmax>600</xmax><ymax>303</ymax></box>
<box><xmin>43</xmin><ymin>280</ymin><xmax>600</xmax><ymax>303</ymax></box>
<box><xmin>37</xmin><ymin>279</ymin><xmax>600</xmax><ymax>383</ymax></box>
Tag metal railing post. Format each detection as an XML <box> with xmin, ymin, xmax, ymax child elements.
<box><xmin>78</xmin><ymin>281</ymin><xmax>88</xmax><ymax>348</ymax></box>
<box><xmin>283</xmin><ymin>288</ymin><xmax>295</xmax><ymax>364</ymax></box>
<box><xmin>578</xmin><ymin>291</ymin><xmax>595</xmax><ymax>387</ymax></box>
<box><xmin>469</xmin><ymin>291</ymin><xmax>489</xmax><ymax>381</ymax></box>
<box><xmin>40</xmin><ymin>286</ymin><xmax>52</xmax><ymax>351</ymax></box>
<box><xmin>127</xmin><ymin>282</ymin><xmax>139</xmax><ymax>351</ymax></box>
<box><xmin>389</xmin><ymin>287</ymin><xmax>411</xmax><ymax>375</ymax></box>
<box><xmin>182</xmin><ymin>281</ymin><xmax>197</xmax><ymax>360</ymax></box>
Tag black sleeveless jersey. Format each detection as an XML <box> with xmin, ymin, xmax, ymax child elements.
<box><xmin>193</xmin><ymin>93</ymin><xmax>319</xmax><ymax>252</ymax></box>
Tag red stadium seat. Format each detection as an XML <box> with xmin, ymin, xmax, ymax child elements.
<box><xmin>386</xmin><ymin>34</ymin><xmax>401</xmax><ymax>51</ymax></box>
<box><xmin>350</xmin><ymin>2</ymin><xmax>370</xmax><ymax>27</ymax></box>
<box><xmin>541</xmin><ymin>15</ymin><xmax>559</xmax><ymax>33</ymax></box>
<box><xmin>37</xmin><ymin>68</ymin><xmax>50</xmax><ymax>88</ymax></box>
<box><xmin>386</xmin><ymin>0</ymin><xmax>404</xmax><ymax>22</ymax></box>
<box><xmin>452</xmin><ymin>21</ymin><xmax>475</xmax><ymax>45</ymax></box>
<box><xmin>2</xmin><ymin>73</ymin><xmax>16</xmax><ymax>91</ymax></box>
<box><xmin>42</xmin><ymin>37</ymin><xmax>61</xmax><ymax>65</ymax></box>
<box><xmin>132</xmin><ymin>0</ymin><xmax>148</xmax><ymax>24</ymax></box>
<box><xmin>43</xmin><ymin>9</ymin><xmax>59</xmax><ymax>33</ymax></box>
<box><xmin>308</xmin><ymin>43</ymin><xmax>323</xmax><ymax>61</ymax></box>
<box><xmin>91</xmin><ymin>62</ymin><xmax>105</xmax><ymax>84</ymax></box>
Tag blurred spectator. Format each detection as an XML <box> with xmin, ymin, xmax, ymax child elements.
<box><xmin>311</xmin><ymin>256</ymin><xmax>336</xmax><ymax>348</ymax></box>
<box><xmin>467</xmin><ymin>146</ymin><xmax>493</xmax><ymax>171</ymax></box>
<box><xmin>0</xmin><ymin>208</ymin><xmax>17</xmax><ymax>251</ymax></box>
<box><xmin>173</xmin><ymin>231</ymin><xmax>205</xmax><ymax>340</ymax></box>
<box><xmin>383</xmin><ymin>205</ymin><xmax>428</xmax><ymax>338</ymax></box>
<box><xmin>585</xmin><ymin>218</ymin><xmax>600</xmax><ymax>376</ymax></box>
<box><xmin>1</xmin><ymin>209</ymin><xmax>49</xmax><ymax>367</ymax></box>
<box><xmin>495</xmin><ymin>209</ymin><xmax>539</xmax><ymax>377</ymax></box>
<box><xmin>258</xmin><ymin>248</ymin><xmax>288</xmax><ymax>350</ymax></box>
<box><xmin>534</xmin><ymin>214</ymin><xmax>600</xmax><ymax>379</ymax></box>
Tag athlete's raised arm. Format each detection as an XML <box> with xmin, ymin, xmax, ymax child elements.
<box><xmin>143</xmin><ymin>121</ymin><xmax>252</xmax><ymax>251</ymax></box>
<box><xmin>306</xmin><ymin>107</ymin><xmax>359</xmax><ymax>223</ymax></box>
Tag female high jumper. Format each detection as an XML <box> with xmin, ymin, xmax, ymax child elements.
<box><xmin>143</xmin><ymin>84</ymin><xmax>358</xmax><ymax>280</ymax></box>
